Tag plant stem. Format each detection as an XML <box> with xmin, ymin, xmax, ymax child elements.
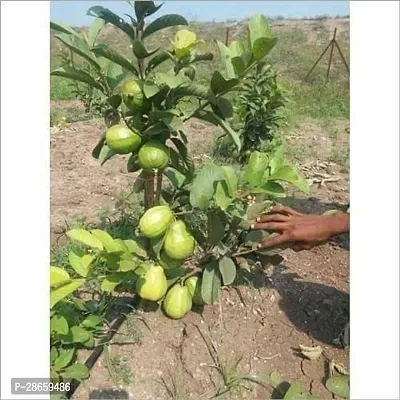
<box><xmin>155</xmin><ymin>171</ymin><xmax>163</xmax><ymax>206</ymax></box>
<box><xmin>232</xmin><ymin>248</ymin><xmax>256</xmax><ymax>257</ymax></box>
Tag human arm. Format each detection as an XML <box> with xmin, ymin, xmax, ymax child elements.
<box><xmin>251</xmin><ymin>205</ymin><xmax>350</xmax><ymax>251</ymax></box>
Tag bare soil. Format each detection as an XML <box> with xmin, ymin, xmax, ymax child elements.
<box><xmin>50</xmin><ymin>116</ymin><xmax>349</xmax><ymax>399</ymax></box>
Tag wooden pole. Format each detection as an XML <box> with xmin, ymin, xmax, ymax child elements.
<box><xmin>225</xmin><ymin>27</ymin><xmax>230</xmax><ymax>46</ymax></box>
<box><xmin>326</xmin><ymin>28</ymin><xmax>337</xmax><ymax>81</ymax></box>
<box><xmin>304</xmin><ymin>41</ymin><xmax>332</xmax><ymax>81</ymax></box>
<box><xmin>334</xmin><ymin>41</ymin><xmax>350</xmax><ymax>74</ymax></box>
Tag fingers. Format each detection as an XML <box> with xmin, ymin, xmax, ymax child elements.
<box><xmin>252</xmin><ymin>222</ymin><xmax>287</xmax><ymax>231</ymax></box>
<box><xmin>270</xmin><ymin>205</ymin><xmax>302</xmax><ymax>216</ymax></box>
<box><xmin>255</xmin><ymin>214</ymin><xmax>289</xmax><ymax>223</ymax></box>
<box><xmin>258</xmin><ymin>233</ymin><xmax>290</xmax><ymax>249</ymax></box>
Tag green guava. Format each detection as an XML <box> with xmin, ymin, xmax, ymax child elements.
<box><xmin>138</xmin><ymin>206</ymin><xmax>174</xmax><ymax>239</ymax></box>
<box><xmin>138</xmin><ymin>141</ymin><xmax>170</xmax><ymax>170</ymax></box>
<box><xmin>105</xmin><ymin>124</ymin><xmax>141</xmax><ymax>154</ymax></box>
<box><xmin>163</xmin><ymin>220</ymin><xmax>195</xmax><ymax>260</ymax></box>
<box><xmin>136</xmin><ymin>265</ymin><xmax>167</xmax><ymax>301</ymax></box>
<box><xmin>163</xmin><ymin>283</ymin><xmax>192</xmax><ymax>319</ymax></box>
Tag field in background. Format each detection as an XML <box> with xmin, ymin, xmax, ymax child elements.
<box><xmin>50</xmin><ymin>16</ymin><xmax>350</xmax><ymax>399</ymax></box>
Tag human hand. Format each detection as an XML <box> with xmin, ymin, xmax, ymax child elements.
<box><xmin>251</xmin><ymin>205</ymin><xmax>349</xmax><ymax>251</ymax></box>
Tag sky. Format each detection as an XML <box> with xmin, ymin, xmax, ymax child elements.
<box><xmin>50</xmin><ymin>1</ymin><xmax>349</xmax><ymax>26</ymax></box>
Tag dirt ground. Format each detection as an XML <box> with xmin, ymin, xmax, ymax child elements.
<box><xmin>50</xmin><ymin>112</ymin><xmax>349</xmax><ymax>399</ymax></box>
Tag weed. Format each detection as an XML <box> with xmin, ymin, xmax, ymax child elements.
<box><xmin>109</xmin><ymin>356</ymin><xmax>134</xmax><ymax>386</ymax></box>
<box><xmin>160</xmin><ymin>366</ymin><xmax>187</xmax><ymax>400</ymax></box>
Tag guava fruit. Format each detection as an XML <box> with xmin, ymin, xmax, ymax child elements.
<box><xmin>163</xmin><ymin>283</ymin><xmax>192</xmax><ymax>319</ymax></box>
<box><xmin>138</xmin><ymin>206</ymin><xmax>174</xmax><ymax>239</ymax></box>
<box><xmin>136</xmin><ymin>265</ymin><xmax>167</xmax><ymax>301</ymax></box>
<box><xmin>164</xmin><ymin>220</ymin><xmax>195</xmax><ymax>260</ymax></box>
<box><xmin>105</xmin><ymin>124</ymin><xmax>142</xmax><ymax>154</ymax></box>
<box><xmin>185</xmin><ymin>276</ymin><xmax>205</xmax><ymax>305</ymax></box>
<box><xmin>159</xmin><ymin>251</ymin><xmax>185</xmax><ymax>270</ymax></box>
<box><xmin>122</xmin><ymin>80</ymin><xmax>150</xmax><ymax>112</ymax></box>
<box><xmin>138</xmin><ymin>141</ymin><xmax>169</xmax><ymax>170</ymax></box>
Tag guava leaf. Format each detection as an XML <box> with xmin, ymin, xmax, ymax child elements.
<box><xmin>216</xmin><ymin>181</ymin><xmax>233</xmax><ymax>211</ymax></box>
<box><xmin>163</xmin><ymin>168</ymin><xmax>186</xmax><ymax>189</ymax></box>
<box><xmin>143</xmin><ymin>82</ymin><xmax>160</xmax><ymax>98</ymax></box>
<box><xmin>50</xmin><ymin>279</ymin><xmax>85</xmax><ymax>309</ymax></box>
<box><xmin>87</xmin><ymin>6</ymin><xmax>136</xmax><ymax>41</ymax></box>
<box><xmin>106</xmin><ymin>63</ymin><xmax>125</xmax><ymax>90</ymax></box>
<box><xmin>51</xmin><ymin>315</ymin><xmax>69</xmax><ymax>335</ymax></box>
<box><xmin>53</xmin><ymin>348</ymin><xmax>75</xmax><ymax>372</ymax></box>
<box><xmin>156</xmin><ymin>70</ymin><xmax>190</xmax><ymax>89</ymax></box>
<box><xmin>210</xmin><ymin>71</ymin><xmax>239</xmax><ymax>96</ymax></box>
<box><xmin>215</xmin><ymin>41</ymin><xmax>236</xmax><ymax>79</ymax></box>
<box><xmin>132</xmin><ymin>40</ymin><xmax>159</xmax><ymax>59</ymax></box>
<box><xmin>80</xmin><ymin>315</ymin><xmax>103</xmax><ymax>329</ymax></box>
<box><xmin>248</xmin><ymin>14</ymin><xmax>277</xmax><ymax>60</ymax></box>
<box><xmin>91</xmin><ymin>44</ymin><xmax>138</xmax><ymax>75</ymax></box>
<box><xmin>50</xmin><ymin>266</ymin><xmax>70</xmax><ymax>287</ymax></box>
<box><xmin>201</xmin><ymin>260</ymin><xmax>221</xmax><ymax>304</ymax></box>
<box><xmin>91</xmin><ymin>229</ymin><xmax>119</xmax><ymax>253</ymax></box>
<box><xmin>62</xmin><ymin>363</ymin><xmax>90</xmax><ymax>381</ymax></box>
<box><xmin>50</xmin><ymin>22</ymin><xmax>80</xmax><ymax>37</ymax></box>
<box><xmin>92</xmin><ymin>133</ymin><xmax>105</xmax><ymax>159</ymax></box>
<box><xmin>283</xmin><ymin>380</ymin><xmax>319</xmax><ymax>399</ymax></box>
<box><xmin>123</xmin><ymin>239</ymin><xmax>148</xmax><ymax>258</ymax></box>
<box><xmin>219</xmin><ymin>257</ymin><xmax>236</xmax><ymax>285</ymax></box>
<box><xmin>119</xmin><ymin>259</ymin><xmax>137</xmax><ymax>272</ymax></box>
<box><xmin>101</xmin><ymin>273</ymin><xmax>123</xmax><ymax>292</ymax></box>
<box><xmin>143</xmin><ymin>15</ymin><xmax>188</xmax><ymax>39</ymax></box>
<box><xmin>170</xmin><ymin>137</ymin><xmax>194</xmax><ymax>174</ymax></box>
<box><xmin>66</xmin><ymin>229</ymin><xmax>104</xmax><ymax>250</ymax></box>
<box><xmin>68</xmin><ymin>251</ymin><xmax>94</xmax><ymax>278</ymax></box>
<box><xmin>208</xmin><ymin>211</ymin><xmax>226</xmax><ymax>245</ymax></box>
<box><xmin>127</xmin><ymin>153</ymin><xmax>141</xmax><ymax>173</ymax></box>
<box><xmin>134</xmin><ymin>1</ymin><xmax>162</xmax><ymax>21</ymax></box>
<box><xmin>146</xmin><ymin>51</ymin><xmax>173</xmax><ymax>74</ymax></box>
<box><xmin>88</xmin><ymin>18</ymin><xmax>105</xmax><ymax>46</ymax></box>
<box><xmin>326</xmin><ymin>375</ymin><xmax>350</xmax><ymax>398</ymax></box>
<box><xmin>55</xmin><ymin>33</ymin><xmax>101</xmax><ymax>71</ymax></box>
<box><xmin>252</xmin><ymin>181</ymin><xmax>286</xmax><ymax>198</ymax></box>
<box><xmin>98</xmin><ymin>144</ymin><xmax>116</xmax><ymax>166</ymax></box>
<box><xmin>243</xmin><ymin>151</ymin><xmax>269</xmax><ymax>187</ymax></box>
<box><xmin>51</xmin><ymin>66</ymin><xmax>104</xmax><ymax>92</ymax></box>
<box><xmin>190</xmin><ymin>163</ymin><xmax>225</xmax><ymax>210</ymax></box>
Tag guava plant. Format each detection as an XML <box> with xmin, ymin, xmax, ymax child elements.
<box><xmin>50</xmin><ymin>2</ymin><xmax>309</xmax><ymax>319</ymax></box>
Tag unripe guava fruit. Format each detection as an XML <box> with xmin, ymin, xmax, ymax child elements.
<box><xmin>138</xmin><ymin>141</ymin><xmax>169</xmax><ymax>170</ymax></box>
<box><xmin>164</xmin><ymin>220</ymin><xmax>195</xmax><ymax>260</ymax></box>
<box><xmin>138</xmin><ymin>206</ymin><xmax>174</xmax><ymax>239</ymax></box>
<box><xmin>163</xmin><ymin>283</ymin><xmax>192</xmax><ymax>319</ymax></box>
<box><xmin>105</xmin><ymin>124</ymin><xmax>142</xmax><ymax>154</ymax></box>
<box><xmin>185</xmin><ymin>276</ymin><xmax>205</xmax><ymax>305</ymax></box>
<box><xmin>122</xmin><ymin>80</ymin><xmax>150</xmax><ymax>112</ymax></box>
<box><xmin>159</xmin><ymin>251</ymin><xmax>185</xmax><ymax>270</ymax></box>
<box><xmin>136</xmin><ymin>265</ymin><xmax>167</xmax><ymax>301</ymax></box>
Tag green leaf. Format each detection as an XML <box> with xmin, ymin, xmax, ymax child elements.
<box><xmin>269</xmin><ymin>146</ymin><xmax>285</xmax><ymax>175</ymax></box>
<box><xmin>107</xmin><ymin>94</ymin><xmax>122</xmax><ymax>109</ymax></box>
<box><xmin>50</xmin><ymin>22</ymin><xmax>80</xmax><ymax>37</ymax></box>
<box><xmin>170</xmin><ymin>137</ymin><xmax>194</xmax><ymax>173</ymax></box>
<box><xmin>215</xmin><ymin>41</ymin><xmax>236</xmax><ymax>79</ymax></box>
<box><xmin>51</xmin><ymin>66</ymin><xmax>104</xmax><ymax>92</ymax></box>
<box><xmin>210</xmin><ymin>71</ymin><xmax>239</xmax><ymax>96</ymax></box>
<box><xmin>62</xmin><ymin>326</ymin><xmax>91</xmax><ymax>344</ymax></box>
<box><xmin>208</xmin><ymin>211</ymin><xmax>226</xmax><ymax>245</ymax></box>
<box><xmin>132</xmin><ymin>171</ymin><xmax>146</xmax><ymax>193</ymax></box>
<box><xmin>50</xmin><ymin>266</ymin><xmax>70</xmax><ymax>287</ymax></box>
<box><xmin>156</xmin><ymin>70</ymin><xmax>190</xmax><ymax>89</ymax></box>
<box><xmin>269</xmin><ymin>165</ymin><xmax>310</xmax><ymax>193</ymax></box>
<box><xmin>55</xmin><ymin>33</ymin><xmax>101</xmax><ymax>71</ymax></box>
<box><xmin>243</xmin><ymin>151</ymin><xmax>269</xmax><ymax>187</ymax></box>
<box><xmin>326</xmin><ymin>375</ymin><xmax>349</xmax><ymax>398</ymax></box>
<box><xmin>50</xmin><ymin>315</ymin><xmax>69</xmax><ymax>335</ymax></box>
<box><xmin>163</xmin><ymin>168</ymin><xmax>186</xmax><ymax>189</ymax></box>
<box><xmin>127</xmin><ymin>153</ymin><xmax>141</xmax><ymax>173</ymax></box>
<box><xmin>80</xmin><ymin>315</ymin><xmax>103</xmax><ymax>329</ymax></box>
<box><xmin>66</xmin><ymin>229</ymin><xmax>104</xmax><ymax>250</ymax></box>
<box><xmin>88</xmin><ymin>18</ymin><xmax>105</xmax><ymax>46</ymax></box>
<box><xmin>283</xmin><ymin>381</ymin><xmax>319</xmax><ymax>399</ymax></box>
<box><xmin>53</xmin><ymin>348</ymin><xmax>75</xmax><ymax>372</ymax></box>
<box><xmin>146</xmin><ymin>51</ymin><xmax>173</xmax><ymax>73</ymax></box>
<box><xmin>87</xmin><ymin>6</ymin><xmax>136</xmax><ymax>40</ymax></box>
<box><xmin>92</xmin><ymin>134</ymin><xmax>105</xmax><ymax>160</ymax></box>
<box><xmin>68</xmin><ymin>251</ymin><xmax>94</xmax><ymax>278</ymax></box>
<box><xmin>216</xmin><ymin>181</ymin><xmax>233</xmax><ymax>211</ymax></box>
<box><xmin>101</xmin><ymin>274</ymin><xmax>123</xmax><ymax>292</ymax></box>
<box><xmin>143</xmin><ymin>82</ymin><xmax>160</xmax><ymax>98</ymax></box>
<box><xmin>253</xmin><ymin>181</ymin><xmax>286</xmax><ymax>197</ymax></box>
<box><xmin>195</xmin><ymin>110</ymin><xmax>241</xmax><ymax>151</ymax></box>
<box><xmin>134</xmin><ymin>1</ymin><xmax>162</xmax><ymax>21</ymax></box>
<box><xmin>50</xmin><ymin>347</ymin><xmax>59</xmax><ymax>364</ymax></box>
<box><xmin>91</xmin><ymin>229</ymin><xmax>119</xmax><ymax>252</ymax></box>
<box><xmin>50</xmin><ymin>279</ymin><xmax>85</xmax><ymax>309</ymax></box>
<box><xmin>201</xmin><ymin>260</ymin><xmax>221</xmax><ymax>305</ymax></box>
<box><xmin>132</xmin><ymin>40</ymin><xmax>159</xmax><ymax>59</ymax></box>
<box><xmin>190</xmin><ymin>163</ymin><xmax>225</xmax><ymax>210</ymax></box>
<box><xmin>62</xmin><ymin>363</ymin><xmax>90</xmax><ymax>381</ymax></box>
<box><xmin>222</xmin><ymin>166</ymin><xmax>238</xmax><ymax>196</ymax></box>
<box><xmin>143</xmin><ymin>14</ymin><xmax>188</xmax><ymax>39</ymax></box>
<box><xmin>219</xmin><ymin>257</ymin><xmax>236</xmax><ymax>285</ymax></box>
<box><xmin>92</xmin><ymin>44</ymin><xmax>138</xmax><ymax>75</ymax></box>
<box><xmin>212</xmin><ymin>97</ymin><xmax>233</xmax><ymax>119</ymax></box>
<box><xmin>124</xmin><ymin>239</ymin><xmax>148</xmax><ymax>258</ymax></box>
<box><xmin>248</xmin><ymin>14</ymin><xmax>277</xmax><ymax>60</ymax></box>
<box><xmin>151</xmin><ymin>235</ymin><xmax>165</xmax><ymax>258</ymax></box>
<box><xmin>98</xmin><ymin>144</ymin><xmax>116</xmax><ymax>166</ymax></box>
<box><xmin>106</xmin><ymin>62</ymin><xmax>125</xmax><ymax>89</ymax></box>
<box><xmin>229</xmin><ymin>41</ymin><xmax>247</xmax><ymax>76</ymax></box>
